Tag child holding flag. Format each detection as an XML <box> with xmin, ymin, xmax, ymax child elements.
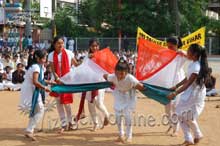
<box><xmin>167</xmin><ymin>44</ymin><xmax>209</xmax><ymax>145</ymax></box>
<box><xmin>103</xmin><ymin>58</ymin><xmax>144</xmax><ymax>143</ymax></box>
<box><xmin>19</xmin><ymin>50</ymin><xmax>52</xmax><ymax>141</ymax></box>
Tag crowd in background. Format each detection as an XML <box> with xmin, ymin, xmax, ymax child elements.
<box><xmin>0</xmin><ymin>35</ymin><xmax>137</xmax><ymax>91</ymax></box>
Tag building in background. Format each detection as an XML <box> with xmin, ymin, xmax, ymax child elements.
<box><xmin>0</xmin><ymin>0</ymin><xmax>24</xmax><ymax>50</ymax></box>
<box><xmin>208</xmin><ymin>0</ymin><xmax>220</xmax><ymax>14</ymax></box>
<box><xmin>207</xmin><ymin>0</ymin><xmax>220</xmax><ymax>20</ymax></box>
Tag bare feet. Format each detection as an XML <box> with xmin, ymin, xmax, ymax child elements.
<box><xmin>58</xmin><ymin>125</ymin><xmax>67</xmax><ymax>134</ymax></box>
<box><xmin>91</xmin><ymin>124</ymin><xmax>99</xmax><ymax>132</ymax></box>
<box><xmin>180</xmin><ymin>141</ymin><xmax>194</xmax><ymax>146</ymax></box>
<box><xmin>115</xmin><ymin>136</ymin><xmax>125</xmax><ymax>143</ymax></box>
<box><xmin>125</xmin><ymin>138</ymin><xmax>132</xmax><ymax>144</ymax></box>
<box><xmin>194</xmin><ymin>137</ymin><xmax>203</xmax><ymax>144</ymax></box>
<box><xmin>24</xmin><ymin>132</ymin><xmax>37</xmax><ymax>141</ymax></box>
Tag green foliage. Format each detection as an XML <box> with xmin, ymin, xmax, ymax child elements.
<box><xmin>39</xmin><ymin>0</ymin><xmax>220</xmax><ymax>37</ymax></box>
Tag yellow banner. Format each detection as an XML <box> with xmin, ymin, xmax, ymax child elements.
<box><xmin>136</xmin><ymin>27</ymin><xmax>167</xmax><ymax>47</ymax></box>
<box><xmin>181</xmin><ymin>27</ymin><xmax>205</xmax><ymax>50</ymax></box>
<box><xmin>136</xmin><ymin>27</ymin><xmax>206</xmax><ymax>50</ymax></box>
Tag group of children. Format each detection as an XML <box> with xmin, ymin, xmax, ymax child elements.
<box><xmin>19</xmin><ymin>36</ymin><xmax>210</xmax><ymax>146</ymax></box>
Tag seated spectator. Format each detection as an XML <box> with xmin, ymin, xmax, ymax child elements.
<box><xmin>13</xmin><ymin>54</ymin><xmax>20</xmax><ymax>68</ymax></box>
<box><xmin>2</xmin><ymin>66</ymin><xmax>21</xmax><ymax>91</ymax></box>
<box><xmin>12</xmin><ymin>63</ymin><xmax>25</xmax><ymax>84</ymax></box>
<box><xmin>20</xmin><ymin>54</ymin><xmax>28</xmax><ymax>67</ymax></box>
<box><xmin>205</xmin><ymin>67</ymin><xmax>218</xmax><ymax>96</ymax></box>
<box><xmin>2</xmin><ymin>54</ymin><xmax>14</xmax><ymax>69</ymax></box>
<box><xmin>3</xmin><ymin>66</ymin><xmax>13</xmax><ymax>81</ymax></box>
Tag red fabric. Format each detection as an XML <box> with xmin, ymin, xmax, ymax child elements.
<box><xmin>50</xmin><ymin>49</ymin><xmax>73</xmax><ymax>104</ymax></box>
<box><xmin>92</xmin><ymin>48</ymin><xmax>118</xmax><ymax>73</ymax></box>
<box><xmin>75</xmin><ymin>91</ymin><xmax>98</xmax><ymax>121</ymax></box>
<box><xmin>76</xmin><ymin>93</ymin><xmax>86</xmax><ymax>121</ymax></box>
<box><xmin>136</xmin><ymin>38</ymin><xmax>177</xmax><ymax>81</ymax></box>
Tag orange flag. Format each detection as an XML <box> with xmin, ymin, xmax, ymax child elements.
<box><xmin>92</xmin><ymin>48</ymin><xmax>118</xmax><ymax>74</ymax></box>
<box><xmin>136</xmin><ymin>38</ymin><xmax>177</xmax><ymax>80</ymax></box>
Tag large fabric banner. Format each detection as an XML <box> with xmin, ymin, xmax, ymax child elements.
<box><xmin>137</xmin><ymin>27</ymin><xmax>206</xmax><ymax>50</ymax></box>
<box><xmin>136</xmin><ymin>38</ymin><xmax>177</xmax><ymax>81</ymax></box>
<box><xmin>51</xmin><ymin>47</ymin><xmax>176</xmax><ymax>105</ymax></box>
<box><xmin>136</xmin><ymin>38</ymin><xmax>184</xmax><ymax>105</ymax></box>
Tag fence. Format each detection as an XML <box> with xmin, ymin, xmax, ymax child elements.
<box><xmin>72</xmin><ymin>37</ymin><xmax>220</xmax><ymax>55</ymax></box>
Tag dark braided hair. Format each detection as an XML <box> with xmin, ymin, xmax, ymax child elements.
<box><xmin>188</xmin><ymin>44</ymin><xmax>209</xmax><ymax>87</ymax></box>
<box><xmin>26</xmin><ymin>50</ymin><xmax>47</xmax><ymax>70</ymax></box>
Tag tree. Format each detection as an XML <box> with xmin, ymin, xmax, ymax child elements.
<box><xmin>52</xmin><ymin>0</ymin><xmax>219</xmax><ymax>38</ymax></box>
<box><xmin>79</xmin><ymin>0</ymin><xmax>219</xmax><ymax>37</ymax></box>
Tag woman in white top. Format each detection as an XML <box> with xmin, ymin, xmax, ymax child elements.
<box><xmin>48</xmin><ymin>36</ymin><xmax>78</xmax><ymax>133</ymax></box>
<box><xmin>167</xmin><ymin>44</ymin><xmax>209</xmax><ymax>146</ymax></box>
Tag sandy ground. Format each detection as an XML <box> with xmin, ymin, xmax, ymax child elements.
<box><xmin>0</xmin><ymin>60</ymin><xmax>220</xmax><ymax>146</ymax></box>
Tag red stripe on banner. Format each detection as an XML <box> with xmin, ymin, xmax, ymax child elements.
<box><xmin>92</xmin><ymin>48</ymin><xmax>118</xmax><ymax>74</ymax></box>
<box><xmin>136</xmin><ymin>38</ymin><xmax>177</xmax><ymax>80</ymax></box>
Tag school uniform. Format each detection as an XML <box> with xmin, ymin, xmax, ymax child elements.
<box><xmin>107</xmin><ymin>73</ymin><xmax>139</xmax><ymax>139</ymax></box>
<box><xmin>19</xmin><ymin>64</ymin><xmax>45</xmax><ymax>133</ymax></box>
<box><xmin>176</xmin><ymin>61</ymin><xmax>205</xmax><ymax>143</ymax></box>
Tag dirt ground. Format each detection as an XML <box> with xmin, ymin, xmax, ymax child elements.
<box><xmin>0</xmin><ymin>60</ymin><xmax>220</xmax><ymax>146</ymax></box>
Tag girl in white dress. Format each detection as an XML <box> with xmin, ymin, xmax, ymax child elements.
<box><xmin>104</xmin><ymin>58</ymin><xmax>144</xmax><ymax>144</ymax></box>
<box><xmin>167</xmin><ymin>44</ymin><xmax>209</xmax><ymax>146</ymax></box>
<box><xmin>19</xmin><ymin>50</ymin><xmax>52</xmax><ymax>141</ymax></box>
